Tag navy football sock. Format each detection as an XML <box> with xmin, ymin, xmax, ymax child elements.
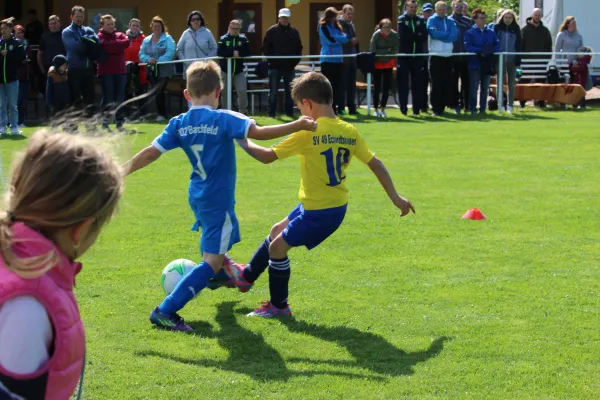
<box><xmin>268</xmin><ymin>257</ymin><xmax>291</xmax><ymax>309</ymax></box>
<box><xmin>243</xmin><ymin>236</ymin><xmax>271</xmax><ymax>282</ymax></box>
<box><xmin>159</xmin><ymin>261</ymin><xmax>214</xmax><ymax>315</ymax></box>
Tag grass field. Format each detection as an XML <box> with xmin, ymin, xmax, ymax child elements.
<box><xmin>1</xmin><ymin>108</ymin><xmax>600</xmax><ymax>399</ymax></box>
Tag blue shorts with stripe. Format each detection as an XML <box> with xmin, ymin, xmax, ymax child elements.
<box><xmin>282</xmin><ymin>203</ymin><xmax>347</xmax><ymax>250</ymax></box>
<box><xmin>189</xmin><ymin>202</ymin><xmax>241</xmax><ymax>255</ymax></box>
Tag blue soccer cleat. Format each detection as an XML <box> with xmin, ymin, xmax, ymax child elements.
<box><xmin>149</xmin><ymin>307</ymin><xmax>193</xmax><ymax>331</ymax></box>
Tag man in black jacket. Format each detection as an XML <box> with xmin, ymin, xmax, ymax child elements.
<box><xmin>0</xmin><ymin>18</ymin><xmax>26</xmax><ymax>135</ymax></box>
<box><xmin>450</xmin><ymin>0</ymin><xmax>473</xmax><ymax>113</ymax></box>
<box><xmin>397</xmin><ymin>0</ymin><xmax>428</xmax><ymax>116</ymax></box>
<box><xmin>337</xmin><ymin>4</ymin><xmax>359</xmax><ymax>115</ymax></box>
<box><xmin>218</xmin><ymin>19</ymin><xmax>251</xmax><ymax>114</ymax></box>
<box><xmin>261</xmin><ymin>8</ymin><xmax>303</xmax><ymax>118</ymax></box>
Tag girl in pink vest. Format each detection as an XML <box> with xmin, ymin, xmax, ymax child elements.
<box><xmin>0</xmin><ymin>130</ymin><xmax>123</xmax><ymax>400</ymax></box>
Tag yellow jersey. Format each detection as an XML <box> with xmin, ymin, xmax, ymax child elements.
<box><xmin>272</xmin><ymin>117</ymin><xmax>375</xmax><ymax>210</ymax></box>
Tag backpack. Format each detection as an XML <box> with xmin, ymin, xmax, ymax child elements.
<box><xmin>546</xmin><ymin>65</ymin><xmax>560</xmax><ymax>84</ymax></box>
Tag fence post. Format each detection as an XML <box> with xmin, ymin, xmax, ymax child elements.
<box><xmin>227</xmin><ymin>58</ymin><xmax>233</xmax><ymax>110</ymax></box>
<box><xmin>497</xmin><ymin>53</ymin><xmax>504</xmax><ymax>112</ymax></box>
<box><xmin>367</xmin><ymin>72</ymin><xmax>372</xmax><ymax>115</ymax></box>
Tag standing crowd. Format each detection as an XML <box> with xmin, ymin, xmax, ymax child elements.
<box><xmin>0</xmin><ymin>1</ymin><xmax>592</xmax><ymax>134</ymax></box>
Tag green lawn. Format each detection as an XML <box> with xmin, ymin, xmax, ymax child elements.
<box><xmin>2</xmin><ymin>108</ymin><xmax>600</xmax><ymax>399</ymax></box>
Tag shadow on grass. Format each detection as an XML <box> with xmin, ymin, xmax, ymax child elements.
<box><xmin>0</xmin><ymin>134</ymin><xmax>27</xmax><ymax>141</ymax></box>
<box><xmin>136</xmin><ymin>301</ymin><xmax>380</xmax><ymax>382</ymax></box>
<box><xmin>278</xmin><ymin>318</ymin><xmax>450</xmax><ymax>377</ymax></box>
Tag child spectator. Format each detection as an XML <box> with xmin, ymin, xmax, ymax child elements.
<box><xmin>570</xmin><ymin>46</ymin><xmax>592</xmax><ymax>109</ymax></box>
<box><xmin>46</xmin><ymin>55</ymin><xmax>71</xmax><ymax>124</ymax></box>
<box><xmin>0</xmin><ymin>130</ymin><xmax>123</xmax><ymax>399</ymax></box>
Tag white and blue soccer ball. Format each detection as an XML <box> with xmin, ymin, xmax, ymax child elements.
<box><xmin>160</xmin><ymin>259</ymin><xmax>196</xmax><ymax>295</ymax></box>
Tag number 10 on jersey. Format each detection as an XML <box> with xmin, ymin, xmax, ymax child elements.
<box><xmin>321</xmin><ymin>147</ymin><xmax>350</xmax><ymax>187</ymax></box>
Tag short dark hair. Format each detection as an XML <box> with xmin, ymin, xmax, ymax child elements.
<box><xmin>188</xmin><ymin>11</ymin><xmax>206</xmax><ymax>27</ymax></box>
<box><xmin>291</xmin><ymin>72</ymin><xmax>333</xmax><ymax>105</ymax></box>
<box><xmin>71</xmin><ymin>6</ymin><xmax>85</xmax><ymax>16</ymax></box>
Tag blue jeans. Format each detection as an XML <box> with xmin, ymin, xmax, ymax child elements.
<box><xmin>468</xmin><ymin>69</ymin><xmax>492</xmax><ymax>112</ymax></box>
<box><xmin>18</xmin><ymin>81</ymin><xmax>29</xmax><ymax>125</ymax></box>
<box><xmin>0</xmin><ymin>81</ymin><xmax>19</xmax><ymax>132</ymax></box>
<box><xmin>268</xmin><ymin>69</ymin><xmax>295</xmax><ymax>116</ymax></box>
<box><xmin>100</xmin><ymin>73</ymin><xmax>127</xmax><ymax>127</ymax></box>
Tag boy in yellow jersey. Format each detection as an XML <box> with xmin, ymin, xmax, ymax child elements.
<box><xmin>226</xmin><ymin>72</ymin><xmax>415</xmax><ymax>317</ymax></box>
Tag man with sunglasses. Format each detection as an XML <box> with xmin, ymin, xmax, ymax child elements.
<box><xmin>450</xmin><ymin>0</ymin><xmax>473</xmax><ymax>114</ymax></box>
<box><xmin>218</xmin><ymin>19</ymin><xmax>251</xmax><ymax>114</ymax></box>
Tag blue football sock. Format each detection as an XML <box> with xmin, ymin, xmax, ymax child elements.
<box><xmin>159</xmin><ymin>261</ymin><xmax>214</xmax><ymax>315</ymax></box>
<box><xmin>243</xmin><ymin>236</ymin><xmax>271</xmax><ymax>283</ymax></box>
<box><xmin>268</xmin><ymin>257</ymin><xmax>290</xmax><ymax>309</ymax></box>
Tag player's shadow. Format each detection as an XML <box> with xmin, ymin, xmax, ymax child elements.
<box><xmin>137</xmin><ymin>301</ymin><xmax>385</xmax><ymax>382</ymax></box>
<box><xmin>277</xmin><ymin>316</ymin><xmax>450</xmax><ymax>377</ymax></box>
<box><xmin>137</xmin><ymin>301</ymin><xmax>291</xmax><ymax>382</ymax></box>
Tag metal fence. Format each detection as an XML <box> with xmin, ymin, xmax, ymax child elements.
<box><xmin>149</xmin><ymin>52</ymin><xmax>600</xmax><ymax>115</ymax></box>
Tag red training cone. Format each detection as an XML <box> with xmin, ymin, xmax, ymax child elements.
<box><xmin>462</xmin><ymin>208</ymin><xmax>487</xmax><ymax>220</ymax></box>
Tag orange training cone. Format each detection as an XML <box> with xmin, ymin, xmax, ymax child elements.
<box><xmin>462</xmin><ymin>208</ymin><xmax>487</xmax><ymax>220</ymax></box>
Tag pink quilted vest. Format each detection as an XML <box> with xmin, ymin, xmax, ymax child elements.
<box><xmin>0</xmin><ymin>222</ymin><xmax>85</xmax><ymax>400</ymax></box>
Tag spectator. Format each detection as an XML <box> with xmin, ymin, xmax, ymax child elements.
<box><xmin>520</xmin><ymin>8</ymin><xmax>552</xmax><ymax>108</ymax></box>
<box><xmin>569</xmin><ymin>46</ymin><xmax>592</xmax><ymax>109</ymax></box>
<box><xmin>319</xmin><ymin>7</ymin><xmax>351</xmax><ymax>114</ymax></box>
<box><xmin>494</xmin><ymin>9</ymin><xmax>521</xmax><ymax>115</ymax></box>
<box><xmin>450</xmin><ymin>0</ymin><xmax>473</xmax><ymax>114</ymax></box>
<box><xmin>124</xmin><ymin>18</ymin><xmax>148</xmax><ymax>118</ymax></box>
<box><xmin>421</xmin><ymin>2</ymin><xmax>435</xmax><ymax>20</ymax></box>
<box><xmin>397</xmin><ymin>0</ymin><xmax>428</xmax><ymax>116</ymax></box>
<box><xmin>338</xmin><ymin>4</ymin><xmax>359</xmax><ymax>115</ymax></box>
<box><xmin>486</xmin><ymin>8</ymin><xmax>504</xmax><ymax>30</ymax></box>
<box><xmin>427</xmin><ymin>1</ymin><xmax>458</xmax><ymax>116</ymax></box>
<box><xmin>46</xmin><ymin>55</ymin><xmax>71</xmax><ymax>124</ymax></box>
<box><xmin>420</xmin><ymin>3</ymin><xmax>435</xmax><ymax>113</ymax></box>
<box><xmin>62</xmin><ymin>5</ymin><xmax>98</xmax><ymax>131</ymax></box>
<box><xmin>218</xmin><ymin>19</ymin><xmax>250</xmax><ymax>114</ymax></box>
<box><xmin>262</xmin><ymin>8</ymin><xmax>303</xmax><ymax>118</ymax></box>
<box><xmin>0</xmin><ymin>18</ymin><xmax>25</xmax><ymax>135</ymax></box>
<box><xmin>139</xmin><ymin>16</ymin><xmax>176</xmax><ymax>122</ymax></box>
<box><xmin>555</xmin><ymin>17</ymin><xmax>583</xmax><ymax>63</ymax></box>
<box><xmin>24</xmin><ymin>9</ymin><xmax>43</xmax><ymax>46</ymax></box>
<box><xmin>38</xmin><ymin>16</ymin><xmax>66</xmax><ymax>80</ymax></box>
<box><xmin>177</xmin><ymin>11</ymin><xmax>217</xmax><ymax>77</ymax></box>
<box><xmin>14</xmin><ymin>25</ymin><xmax>31</xmax><ymax>128</ymax></box>
<box><xmin>464</xmin><ymin>8</ymin><xmax>499</xmax><ymax>115</ymax></box>
<box><xmin>97</xmin><ymin>14</ymin><xmax>130</xmax><ymax>132</ymax></box>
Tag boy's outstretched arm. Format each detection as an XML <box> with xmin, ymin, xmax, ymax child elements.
<box><xmin>236</xmin><ymin>139</ymin><xmax>278</xmax><ymax>164</ymax></box>
<box><xmin>247</xmin><ymin>116</ymin><xmax>317</xmax><ymax>141</ymax></box>
<box><xmin>122</xmin><ymin>145</ymin><xmax>162</xmax><ymax>176</ymax></box>
<box><xmin>367</xmin><ymin>156</ymin><xmax>415</xmax><ymax>217</ymax></box>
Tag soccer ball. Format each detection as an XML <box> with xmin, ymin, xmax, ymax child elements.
<box><xmin>161</xmin><ymin>259</ymin><xmax>196</xmax><ymax>295</ymax></box>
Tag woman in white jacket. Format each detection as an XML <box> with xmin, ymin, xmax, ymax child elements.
<box><xmin>177</xmin><ymin>11</ymin><xmax>218</xmax><ymax>76</ymax></box>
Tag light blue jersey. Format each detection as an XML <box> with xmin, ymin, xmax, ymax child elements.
<box><xmin>152</xmin><ymin>105</ymin><xmax>254</xmax><ymax>254</ymax></box>
<box><xmin>152</xmin><ymin>105</ymin><xmax>254</xmax><ymax>210</ymax></box>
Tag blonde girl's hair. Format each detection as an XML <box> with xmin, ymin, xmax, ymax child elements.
<box><xmin>0</xmin><ymin>130</ymin><xmax>124</xmax><ymax>279</ymax></box>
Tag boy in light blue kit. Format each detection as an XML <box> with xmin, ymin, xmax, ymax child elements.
<box><xmin>123</xmin><ymin>60</ymin><xmax>317</xmax><ymax>331</ymax></box>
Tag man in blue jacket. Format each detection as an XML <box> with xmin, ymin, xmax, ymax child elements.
<box><xmin>218</xmin><ymin>19</ymin><xmax>251</xmax><ymax>114</ymax></box>
<box><xmin>464</xmin><ymin>8</ymin><xmax>500</xmax><ymax>115</ymax></box>
<box><xmin>397</xmin><ymin>0</ymin><xmax>428</xmax><ymax>116</ymax></box>
<box><xmin>427</xmin><ymin>1</ymin><xmax>458</xmax><ymax>116</ymax></box>
<box><xmin>61</xmin><ymin>5</ymin><xmax>98</xmax><ymax>128</ymax></box>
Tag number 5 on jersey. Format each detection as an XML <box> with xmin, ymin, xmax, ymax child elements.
<box><xmin>321</xmin><ymin>147</ymin><xmax>350</xmax><ymax>187</ymax></box>
<box><xmin>191</xmin><ymin>144</ymin><xmax>207</xmax><ymax>179</ymax></box>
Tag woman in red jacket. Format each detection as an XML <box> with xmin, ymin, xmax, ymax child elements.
<box><xmin>124</xmin><ymin>18</ymin><xmax>148</xmax><ymax>120</ymax></box>
<box><xmin>97</xmin><ymin>14</ymin><xmax>130</xmax><ymax>131</ymax></box>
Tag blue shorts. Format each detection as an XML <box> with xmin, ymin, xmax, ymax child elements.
<box><xmin>189</xmin><ymin>203</ymin><xmax>241</xmax><ymax>255</ymax></box>
<box><xmin>282</xmin><ymin>203</ymin><xmax>347</xmax><ymax>250</ymax></box>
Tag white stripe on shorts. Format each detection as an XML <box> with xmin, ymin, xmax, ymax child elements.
<box><xmin>219</xmin><ymin>211</ymin><xmax>233</xmax><ymax>254</ymax></box>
